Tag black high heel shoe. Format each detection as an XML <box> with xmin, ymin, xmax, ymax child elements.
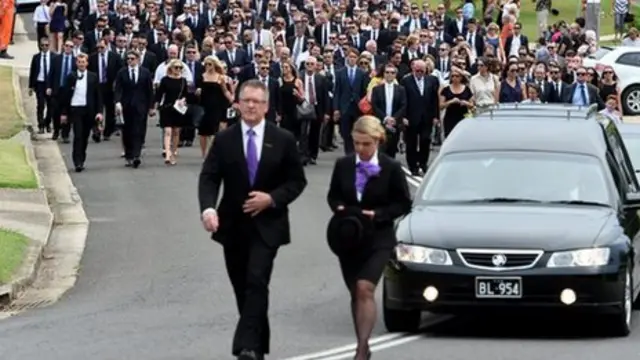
<box><xmin>353</xmin><ymin>350</ymin><xmax>371</xmax><ymax>360</ymax></box>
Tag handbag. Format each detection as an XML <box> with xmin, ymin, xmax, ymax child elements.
<box><xmin>296</xmin><ymin>100</ymin><xmax>316</xmax><ymax>120</ymax></box>
<box><xmin>358</xmin><ymin>96</ymin><xmax>373</xmax><ymax>115</ymax></box>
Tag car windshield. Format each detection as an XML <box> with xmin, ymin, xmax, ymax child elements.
<box><xmin>621</xmin><ymin>133</ymin><xmax>640</xmax><ymax>172</ymax></box>
<box><xmin>588</xmin><ymin>47</ymin><xmax>611</xmax><ymax>60</ymax></box>
<box><xmin>418</xmin><ymin>151</ymin><xmax>611</xmax><ymax>205</ymax></box>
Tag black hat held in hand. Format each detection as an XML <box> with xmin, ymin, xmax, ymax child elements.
<box><xmin>327</xmin><ymin>206</ymin><xmax>375</xmax><ymax>257</ymax></box>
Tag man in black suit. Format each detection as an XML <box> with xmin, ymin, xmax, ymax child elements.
<box><xmin>179</xmin><ymin>44</ymin><xmax>204</xmax><ymax>147</ymax></box>
<box><xmin>217</xmin><ymin>32</ymin><xmax>250</xmax><ymax>79</ymax></box>
<box><xmin>300</xmin><ymin>56</ymin><xmax>330</xmax><ymax>165</ymax></box>
<box><xmin>371</xmin><ymin>64</ymin><xmax>407</xmax><ymax>159</ymax></box>
<box><xmin>400</xmin><ymin>59</ymin><xmax>440</xmax><ymax>176</ymax></box>
<box><xmin>198</xmin><ymin>79</ymin><xmax>307</xmax><ymax>360</ymax></box>
<box><xmin>59</xmin><ymin>53</ymin><xmax>104</xmax><ymax>173</ymax></box>
<box><xmin>333</xmin><ymin>47</ymin><xmax>370</xmax><ymax>154</ymax></box>
<box><xmin>47</xmin><ymin>39</ymin><xmax>76</xmax><ymax>142</ymax></box>
<box><xmin>547</xmin><ymin>63</ymin><xmax>568</xmax><ymax>104</ymax></box>
<box><xmin>28</xmin><ymin>37</ymin><xmax>56</xmax><ymax>134</ymax></box>
<box><xmin>255</xmin><ymin>60</ymin><xmax>280</xmax><ymax>123</ymax></box>
<box><xmin>89</xmin><ymin>38</ymin><xmax>123</xmax><ymax>142</ymax></box>
<box><xmin>114</xmin><ymin>50</ymin><xmax>154</xmax><ymax>168</ymax></box>
<box><xmin>136</xmin><ymin>35</ymin><xmax>158</xmax><ymax>74</ymax></box>
<box><xmin>148</xmin><ymin>27</ymin><xmax>170</xmax><ymax>64</ymax></box>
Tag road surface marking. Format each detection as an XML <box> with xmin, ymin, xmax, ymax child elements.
<box><xmin>282</xmin><ymin>315</ymin><xmax>452</xmax><ymax>360</ymax></box>
<box><xmin>401</xmin><ymin>167</ymin><xmax>422</xmax><ymax>187</ymax></box>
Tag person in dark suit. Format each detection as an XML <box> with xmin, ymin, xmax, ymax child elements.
<box><xmin>326</xmin><ymin>115</ymin><xmax>411</xmax><ymax>360</ymax></box>
<box><xmin>217</xmin><ymin>32</ymin><xmax>250</xmax><ymax>79</ymax></box>
<box><xmin>503</xmin><ymin>22</ymin><xmax>529</xmax><ymax>58</ymax></box>
<box><xmin>333</xmin><ymin>47</ymin><xmax>370</xmax><ymax>154</ymax></box>
<box><xmin>114</xmin><ymin>50</ymin><xmax>154</xmax><ymax>168</ymax></box>
<box><xmin>28</xmin><ymin>37</ymin><xmax>57</xmax><ymax>134</ymax></box>
<box><xmin>136</xmin><ymin>35</ymin><xmax>158</xmax><ymax>73</ymax></box>
<box><xmin>47</xmin><ymin>39</ymin><xmax>76</xmax><ymax>142</ymax></box>
<box><xmin>562</xmin><ymin>67</ymin><xmax>605</xmax><ymax>110</ymax></box>
<box><xmin>89</xmin><ymin>38</ymin><xmax>123</xmax><ymax>142</ymax></box>
<box><xmin>400</xmin><ymin>59</ymin><xmax>440</xmax><ymax>176</ymax></box>
<box><xmin>181</xmin><ymin>44</ymin><xmax>205</xmax><ymax>147</ymax></box>
<box><xmin>300</xmin><ymin>56</ymin><xmax>330</xmax><ymax>165</ymax></box>
<box><xmin>255</xmin><ymin>59</ymin><xmax>280</xmax><ymax>123</ymax></box>
<box><xmin>371</xmin><ymin>64</ymin><xmax>407</xmax><ymax>159</ymax></box>
<box><xmin>198</xmin><ymin>79</ymin><xmax>307</xmax><ymax>360</ymax></box>
<box><xmin>59</xmin><ymin>53</ymin><xmax>104</xmax><ymax>172</ymax></box>
<box><xmin>547</xmin><ymin>63</ymin><xmax>568</xmax><ymax>104</ymax></box>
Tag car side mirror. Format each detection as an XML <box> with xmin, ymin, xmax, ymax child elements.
<box><xmin>624</xmin><ymin>192</ymin><xmax>640</xmax><ymax>210</ymax></box>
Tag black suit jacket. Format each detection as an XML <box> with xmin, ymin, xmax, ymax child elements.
<box><xmin>48</xmin><ymin>53</ymin><xmax>77</xmax><ymax>95</ymax></box>
<box><xmin>60</xmin><ymin>71</ymin><xmax>104</xmax><ymax>117</ymax></box>
<box><xmin>29</xmin><ymin>52</ymin><xmax>57</xmax><ymax>89</ymax></box>
<box><xmin>301</xmin><ymin>72</ymin><xmax>331</xmax><ymax>118</ymax></box>
<box><xmin>371</xmin><ymin>83</ymin><xmax>407</xmax><ymax>124</ymax></box>
<box><xmin>400</xmin><ymin>74</ymin><xmax>440</xmax><ymax>127</ymax></box>
<box><xmin>327</xmin><ymin>153</ymin><xmax>412</xmax><ymax>249</ymax></box>
<box><xmin>547</xmin><ymin>80</ymin><xmax>569</xmax><ymax>104</ymax></box>
<box><xmin>140</xmin><ymin>51</ymin><xmax>159</xmax><ymax>73</ymax></box>
<box><xmin>88</xmin><ymin>51</ymin><xmax>124</xmax><ymax>87</ymax></box>
<box><xmin>114</xmin><ymin>66</ymin><xmax>154</xmax><ymax>115</ymax></box>
<box><xmin>198</xmin><ymin>121</ymin><xmax>307</xmax><ymax>247</ymax></box>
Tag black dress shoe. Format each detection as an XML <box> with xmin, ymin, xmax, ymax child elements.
<box><xmin>309</xmin><ymin>158</ymin><xmax>317</xmax><ymax>165</ymax></box>
<box><xmin>132</xmin><ymin>158</ymin><xmax>141</xmax><ymax>168</ymax></box>
<box><xmin>103</xmin><ymin>136</ymin><xmax>110</xmax><ymax>141</ymax></box>
<box><xmin>125</xmin><ymin>160</ymin><xmax>132</xmax><ymax>167</ymax></box>
<box><xmin>92</xmin><ymin>133</ymin><xmax>101</xmax><ymax>143</ymax></box>
<box><xmin>62</xmin><ymin>137</ymin><xmax>70</xmax><ymax>144</ymax></box>
<box><xmin>74</xmin><ymin>165</ymin><xmax>84</xmax><ymax>173</ymax></box>
<box><xmin>238</xmin><ymin>349</ymin><xmax>261</xmax><ymax>360</ymax></box>
<box><xmin>51</xmin><ymin>132</ymin><xmax>59</xmax><ymax>140</ymax></box>
<box><xmin>38</xmin><ymin>128</ymin><xmax>45</xmax><ymax>134</ymax></box>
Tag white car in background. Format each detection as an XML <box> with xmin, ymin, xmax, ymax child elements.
<box><xmin>592</xmin><ymin>46</ymin><xmax>640</xmax><ymax>115</ymax></box>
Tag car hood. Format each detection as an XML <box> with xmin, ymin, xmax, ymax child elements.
<box><xmin>402</xmin><ymin>204</ymin><xmax>616</xmax><ymax>250</ymax></box>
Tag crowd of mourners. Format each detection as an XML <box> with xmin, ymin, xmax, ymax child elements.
<box><xmin>25</xmin><ymin>0</ymin><xmax>635</xmax><ymax>173</ymax></box>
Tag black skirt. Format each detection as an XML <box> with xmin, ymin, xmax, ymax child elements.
<box><xmin>338</xmin><ymin>246</ymin><xmax>393</xmax><ymax>290</ymax></box>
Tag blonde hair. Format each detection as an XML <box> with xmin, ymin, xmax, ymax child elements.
<box><xmin>204</xmin><ymin>55</ymin><xmax>225</xmax><ymax>74</ymax></box>
<box><xmin>167</xmin><ymin>59</ymin><xmax>183</xmax><ymax>75</ymax></box>
<box><xmin>352</xmin><ymin>116</ymin><xmax>387</xmax><ymax>144</ymax></box>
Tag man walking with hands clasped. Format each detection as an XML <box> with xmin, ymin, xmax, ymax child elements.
<box><xmin>198</xmin><ymin>79</ymin><xmax>307</xmax><ymax>360</ymax></box>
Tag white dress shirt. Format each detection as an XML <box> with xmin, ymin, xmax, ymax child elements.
<box><xmin>385</xmin><ymin>83</ymin><xmax>394</xmax><ymax>117</ymax></box>
<box><xmin>33</xmin><ymin>4</ymin><xmax>50</xmax><ymax>23</ymax></box>
<box><xmin>241</xmin><ymin>119</ymin><xmax>265</xmax><ymax>161</ymax></box>
<box><xmin>37</xmin><ymin>51</ymin><xmax>51</xmax><ymax>82</ymax></box>
<box><xmin>71</xmin><ymin>71</ymin><xmax>88</xmax><ymax>106</ymax></box>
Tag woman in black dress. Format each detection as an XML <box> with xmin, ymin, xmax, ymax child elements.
<box><xmin>277</xmin><ymin>61</ymin><xmax>304</xmax><ymax>135</ymax></box>
<box><xmin>327</xmin><ymin>116</ymin><xmax>412</xmax><ymax>360</ymax></box>
<box><xmin>196</xmin><ymin>56</ymin><xmax>234</xmax><ymax>157</ymax></box>
<box><xmin>154</xmin><ymin>59</ymin><xmax>188</xmax><ymax>165</ymax></box>
<box><xmin>439</xmin><ymin>67</ymin><xmax>474</xmax><ymax>138</ymax></box>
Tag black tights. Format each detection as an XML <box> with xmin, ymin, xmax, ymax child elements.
<box><xmin>350</xmin><ymin>280</ymin><xmax>376</xmax><ymax>359</ymax></box>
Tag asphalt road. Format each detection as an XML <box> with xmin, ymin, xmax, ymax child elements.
<box><xmin>0</xmin><ymin>121</ymin><xmax>639</xmax><ymax>360</ymax></box>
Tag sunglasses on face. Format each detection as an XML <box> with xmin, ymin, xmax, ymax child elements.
<box><xmin>127</xmin><ymin>57</ymin><xmax>136</xmax><ymax>61</ymax></box>
<box><xmin>260</xmin><ymin>66</ymin><xmax>269</xmax><ymax>70</ymax></box>
<box><xmin>577</xmin><ymin>72</ymin><xmax>587</xmax><ymax>76</ymax></box>
<box><xmin>385</xmin><ymin>70</ymin><xmax>396</xmax><ymax>74</ymax></box>
<box><xmin>604</xmin><ymin>70</ymin><xmax>613</xmax><ymax>74</ymax></box>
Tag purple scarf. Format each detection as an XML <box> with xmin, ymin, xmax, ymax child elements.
<box><xmin>355</xmin><ymin>161</ymin><xmax>381</xmax><ymax>195</ymax></box>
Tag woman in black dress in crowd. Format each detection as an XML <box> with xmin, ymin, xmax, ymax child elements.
<box><xmin>196</xmin><ymin>56</ymin><xmax>234</xmax><ymax>157</ymax></box>
<box><xmin>278</xmin><ymin>61</ymin><xmax>304</xmax><ymax>135</ymax></box>
<box><xmin>327</xmin><ymin>116</ymin><xmax>412</xmax><ymax>360</ymax></box>
<box><xmin>154</xmin><ymin>59</ymin><xmax>187</xmax><ymax>165</ymax></box>
<box><xmin>600</xmin><ymin>66</ymin><xmax>622</xmax><ymax>112</ymax></box>
<box><xmin>439</xmin><ymin>67</ymin><xmax>474</xmax><ymax>137</ymax></box>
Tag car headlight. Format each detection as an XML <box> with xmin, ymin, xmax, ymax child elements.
<box><xmin>395</xmin><ymin>244</ymin><xmax>452</xmax><ymax>265</ymax></box>
<box><xmin>547</xmin><ymin>248</ymin><xmax>610</xmax><ymax>267</ymax></box>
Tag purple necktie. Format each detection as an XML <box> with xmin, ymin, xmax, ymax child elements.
<box><xmin>246</xmin><ymin>129</ymin><xmax>258</xmax><ymax>185</ymax></box>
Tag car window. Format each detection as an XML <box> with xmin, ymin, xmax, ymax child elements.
<box><xmin>621</xmin><ymin>134</ymin><xmax>640</xmax><ymax>171</ymax></box>
<box><xmin>616</xmin><ymin>52</ymin><xmax>640</xmax><ymax>67</ymax></box>
<box><xmin>418</xmin><ymin>151</ymin><xmax>611</xmax><ymax>205</ymax></box>
<box><xmin>605</xmin><ymin>126</ymin><xmax>638</xmax><ymax>192</ymax></box>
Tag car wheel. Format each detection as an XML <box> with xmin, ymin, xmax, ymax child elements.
<box><xmin>604</xmin><ymin>267</ymin><xmax>633</xmax><ymax>337</ymax></box>
<box><xmin>622</xmin><ymin>85</ymin><xmax>640</xmax><ymax>116</ymax></box>
<box><xmin>382</xmin><ymin>285</ymin><xmax>421</xmax><ymax>333</ymax></box>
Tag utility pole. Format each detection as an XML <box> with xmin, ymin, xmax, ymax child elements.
<box><xmin>585</xmin><ymin>0</ymin><xmax>601</xmax><ymax>42</ymax></box>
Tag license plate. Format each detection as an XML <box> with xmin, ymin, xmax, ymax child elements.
<box><xmin>475</xmin><ymin>277</ymin><xmax>522</xmax><ymax>298</ymax></box>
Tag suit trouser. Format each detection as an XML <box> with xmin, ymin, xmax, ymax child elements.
<box><xmin>381</xmin><ymin>128</ymin><xmax>399</xmax><ymax>158</ymax></box>
<box><xmin>223</xmin><ymin>224</ymin><xmax>278</xmax><ymax>356</ymax></box>
<box><xmin>307</xmin><ymin>115</ymin><xmax>322</xmax><ymax>160</ymax></box>
<box><xmin>52</xmin><ymin>95</ymin><xmax>71</xmax><ymax>137</ymax></box>
<box><xmin>339</xmin><ymin>113</ymin><xmax>358</xmax><ymax>154</ymax></box>
<box><xmin>298</xmin><ymin>118</ymin><xmax>311</xmax><ymax>161</ymax></box>
<box><xmin>320</xmin><ymin>120</ymin><xmax>335</xmax><ymax>148</ymax></box>
<box><xmin>180</xmin><ymin>104</ymin><xmax>203</xmax><ymax>142</ymax></box>
<box><xmin>404</xmin><ymin>123</ymin><xmax>432</xmax><ymax>171</ymax></box>
<box><xmin>70</xmin><ymin>106</ymin><xmax>94</xmax><ymax>166</ymax></box>
<box><xmin>99</xmin><ymin>84</ymin><xmax>116</xmax><ymax>137</ymax></box>
<box><xmin>36</xmin><ymin>22</ymin><xmax>47</xmax><ymax>48</ymax></box>
<box><xmin>122</xmin><ymin>108</ymin><xmax>147</xmax><ymax>160</ymax></box>
<box><xmin>35</xmin><ymin>82</ymin><xmax>52</xmax><ymax>129</ymax></box>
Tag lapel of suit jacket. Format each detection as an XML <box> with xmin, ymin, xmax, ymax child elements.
<box><xmin>254</xmin><ymin>122</ymin><xmax>275</xmax><ymax>186</ymax></box>
<box><xmin>234</xmin><ymin>124</ymin><xmax>251</xmax><ymax>187</ymax></box>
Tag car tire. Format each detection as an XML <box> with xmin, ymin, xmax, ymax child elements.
<box><xmin>604</xmin><ymin>266</ymin><xmax>633</xmax><ymax>337</ymax></box>
<box><xmin>382</xmin><ymin>285</ymin><xmax>421</xmax><ymax>333</ymax></box>
<box><xmin>622</xmin><ymin>85</ymin><xmax>640</xmax><ymax>116</ymax></box>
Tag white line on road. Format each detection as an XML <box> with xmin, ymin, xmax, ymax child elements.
<box><xmin>401</xmin><ymin>167</ymin><xmax>422</xmax><ymax>187</ymax></box>
<box><xmin>282</xmin><ymin>315</ymin><xmax>453</xmax><ymax>360</ymax></box>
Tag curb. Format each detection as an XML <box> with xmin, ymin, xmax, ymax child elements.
<box><xmin>0</xmin><ymin>68</ymin><xmax>54</xmax><ymax>306</ymax></box>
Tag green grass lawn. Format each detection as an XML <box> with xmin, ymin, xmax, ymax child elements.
<box><xmin>0</xmin><ymin>228</ymin><xmax>29</xmax><ymax>284</ymax></box>
<box><xmin>0</xmin><ymin>140</ymin><xmax>37</xmax><ymax>189</ymax></box>
<box><xmin>0</xmin><ymin>66</ymin><xmax>23</xmax><ymax>140</ymax></box>
<box><xmin>419</xmin><ymin>0</ymin><xmax>615</xmax><ymax>40</ymax></box>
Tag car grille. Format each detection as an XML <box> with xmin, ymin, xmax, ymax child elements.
<box><xmin>456</xmin><ymin>249</ymin><xmax>543</xmax><ymax>271</ymax></box>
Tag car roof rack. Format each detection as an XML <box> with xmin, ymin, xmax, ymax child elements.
<box><xmin>474</xmin><ymin>103</ymin><xmax>599</xmax><ymax>121</ymax></box>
